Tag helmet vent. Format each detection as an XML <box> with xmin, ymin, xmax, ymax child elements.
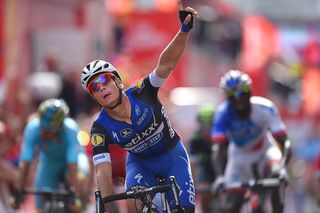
<box><xmin>96</xmin><ymin>66</ymin><xmax>102</xmax><ymax>71</ymax></box>
<box><xmin>104</xmin><ymin>64</ymin><xmax>109</xmax><ymax>68</ymax></box>
<box><xmin>93</xmin><ymin>60</ymin><xmax>99</xmax><ymax>67</ymax></box>
<box><xmin>86</xmin><ymin>64</ymin><xmax>90</xmax><ymax>70</ymax></box>
<box><xmin>83</xmin><ymin>76</ymin><xmax>89</xmax><ymax>81</ymax></box>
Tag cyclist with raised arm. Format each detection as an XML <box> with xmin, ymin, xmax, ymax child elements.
<box><xmin>211</xmin><ymin>70</ymin><xmax>292</xmax><ymax>213</ymax></box>
<box><xmin>13</xmin><ymin>99</ymin><xmax>87</xmax><ymax>213</ymax></box>
<box><xmin>189</xmin><ymin>105</ymin><xmax>217</xmax><ymax>213</ymax></box>
<box><xmin>80</xmin><ymin>1</ymin><xmax>198</xmax><ymax>212</ymax></box>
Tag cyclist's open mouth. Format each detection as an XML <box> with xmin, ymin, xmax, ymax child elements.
<box><xmin>103</xmin><ymin>93</ymin><xmax>111</xmax><ymax>99</ymax></box>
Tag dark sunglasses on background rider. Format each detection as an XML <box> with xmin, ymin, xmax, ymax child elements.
<box><xmin>225</xmin><ymin>85</ymin><xmax>251</xmax><ymax>100</ymax></box>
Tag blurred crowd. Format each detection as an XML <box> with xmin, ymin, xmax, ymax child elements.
<box><xmin>1</xmin><ymin>0</ymin><xmax>320</xmax><ymax>212</ymax></box>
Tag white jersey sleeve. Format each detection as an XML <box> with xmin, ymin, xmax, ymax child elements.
<box><xmin>252</xmin><ymin>97</ymin><xmax>286</xmax><ymax>134</ymax></box>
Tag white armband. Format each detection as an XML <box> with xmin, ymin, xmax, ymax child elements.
<box><xmin>149</xmin><ymin>70</ymin><xmax>166</xmax><ymax>88</ymax></box>
<box><xmin>92</xmin><ymin>153</ymin><xmax>111</xmax><ymax>166</ymax></box>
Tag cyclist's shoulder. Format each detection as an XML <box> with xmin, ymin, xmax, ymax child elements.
<box><xmin>251</xmin><ymin>96</ymin><xmax>275</xmax><ymax>107</ymax></box>
<box><xmin>63</xmin><ymin>117</ymin><xmax>80</xmax><ymax>130</ymax></box>
<box><xmin>216</xmin><ymin>101</ymin><xmax>230</xmax><ymax>113</ymax></box>
<box><xmin>25</xmin><ymin>117</ymin><xmax>40</xmax><ymax>131</ymax></box>
<box><xmin>214</xmin><ymin>101</ymin><xmax>232</xmax><ymax>122</ymax></box>
<box><xmin>251</xmin><ymin>96</ymin><xmax>279</xmax><ymax>115</ymax></box>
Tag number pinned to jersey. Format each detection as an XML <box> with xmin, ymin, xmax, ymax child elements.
<box><xmin>135</xmin><ymin>79</ymin><xmax>145</xmax><ymax>93</ymax></box>
<box><xmin>90</xmin><ymin>134</ymin><xmax>105</xmax><ymax>147</ymax></box>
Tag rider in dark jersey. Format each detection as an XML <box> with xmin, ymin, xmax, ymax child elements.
<box><xmin>80</xmin><ymin>1</ymin><xmax>198</xmax><ymax>212</ymax></box>
<box><xmin>189</xmin><ymin>105</ymin><xmax>217</xmax><ymax>213</ymax></box>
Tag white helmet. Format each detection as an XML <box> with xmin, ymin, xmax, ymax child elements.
<box><xmin>219</xmin><ymin>70</ymin><xmax>252</xmax><ymax>97</ymax></box>
<box><xmin>81</xmin><ymin>60</ymin><xmax>121</xmax><ymax>91</ymax></box>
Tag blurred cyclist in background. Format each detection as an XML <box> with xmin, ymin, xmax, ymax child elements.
<box><xmin>211</xmin><ymin>70</ymin><xmax>292</xmax><ymax>213</ymax></box>
<box><xmin>0</xmin><ymin>120</ymin><xmax>18</xmax><ymax>213</ymax></box>
<box><xmin>13</xmin><ymin>98</ymin><xmax>89</xmax><ymax>213</ymax></box>
<box><xmin>80</xmin><ymin>1</ymin><xmax>198</xmax><ymax>212</ymax></box>
<box><xmin>314</xmin><ymin>153</ymin><xmax>320</xmax><ymax>206</ymax></box>
<box><xmin>189</xmin><ymin>105</ymin><xmax>217</xmax><ymax>213</ymax></box>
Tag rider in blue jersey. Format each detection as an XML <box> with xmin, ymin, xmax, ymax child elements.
<box><xmin>14</xmin><ymin>99</ymin><xmax>85</xmax><ymax>212</ymax></box>
<box><xmin>80</xmin><ymin>1</ymin><xmax>198</xmax><ymax>212</ymax></box>
<box><xmin>211</xmin><ymin>70</ymin><xmax>292</xmax><ymax>213</ymax></box>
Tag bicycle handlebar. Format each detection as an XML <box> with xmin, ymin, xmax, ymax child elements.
<box><xmin>96</xmin><ymin>176</ymin><xmax>183</xmax><ymax>213</ymax></box>
<box><xmin>223</xmin><ymin>178</ymin><xmax>282</xmax><ymax>191</ymax></box>
<box><xmin>102</xmin><ymin>184</ymin><xmax>172</xmax><ymax>203</ymax></box>
<box><xmin>22</xmin><ymin>188</ymin><xmax>72</xmax><ymax>197</ymax></box>
<box><xmin>197</xmin><ymin>177</ymin><xmax>285</xmax><ymax>195</ymax></box>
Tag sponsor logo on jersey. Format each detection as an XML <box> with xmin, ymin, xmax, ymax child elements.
<box><xmin>91</xmin><ymin>134</ymin><xmax>105</xmax><ymax>147</ymax></box>
<box><xmin>135</xmin><ymin>105</ymin><xmax>141</xmax><ymax>116</ymax></box>
<box><xmin>124</xmin><ymin>113</ymin><xmax>161</xmax><ymax>150</ymax></box>
<box><xmin>120</xmin><ymin>128</ymin><xmax>132</xmax><ymax>138</ymax></box>
<box><xmin>161</xmin><ymin>106</ymin><xmax>175</xmax><ymax>138</ymax></box>
<box><xmin>137</xmin><ymin>108</ymin><xmax>149</xmax><ymax>125</ymax></box>
<box><xmin>92</xmin><ymin>153</ymin><xmax>111</xmax><ymax>166</ymax></box>
<box><xmin>132</xmin><ymin>132</ymin><xmax>163</xmax><ymax>153</ymax></box>
<box><xmin>124</xmin><ymin>111</ymin><xmax>165</xmax><ymax>153</ymax></box>
<box><xmin>112</xmin><ymin>131</ymin><xmax>120</xmax><ymax>142</ymax></box>
<box><xmin>135</xmin><ymin>79</ymin><xmax>145</xmax><ymax>93</ymax></box>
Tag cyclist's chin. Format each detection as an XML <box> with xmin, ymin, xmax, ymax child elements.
<box><xmin>104</xmin><ymin>99</ymin><xmax>121</xmax><ymax>109</ymax></box>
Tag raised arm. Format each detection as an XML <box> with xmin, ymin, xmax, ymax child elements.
<box><xmin>155</xmin><ymin>0</ymin><xmax>198</xmax><ymax>79</ymax></box>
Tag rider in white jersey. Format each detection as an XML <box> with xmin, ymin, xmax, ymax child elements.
<box><xmin>211</xmin><ymin>70</ymin><xmax>292</xmax><ymax>213</ymax></box>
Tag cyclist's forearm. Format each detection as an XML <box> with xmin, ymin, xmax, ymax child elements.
<box><xmin>68</xmin><ymin>164</ymin><xmax>80</xmax><ymax>197</ymax></box>
<box><xmin>17</xmin><ymin>161</ymin><xmax>31</xmax><ymax>189</ymax></box>
<box><xmin>95</xmin><ymin>162</ymin><xmax>113</xmax><ymax>197</ymax></box>
<box><xmin>155</xmin><ymin>31</ymin><xmax>189</xmax><ymax>79</ymax></box>
<box><xmin>211</xmin><ymin>143</ymin><xmax>228</xmax><ymax>176</ymax></box>
<box><xmin>275</xmin><ymin>134</ymin><xmax>292</xmax><ymax>164</ymax></box>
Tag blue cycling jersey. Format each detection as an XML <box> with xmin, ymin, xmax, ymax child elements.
<box><xmin>90</xmin><ymin>75</ymin><xmax>195</xmax><ymax>209</ymax></box>
<box><xmin>20</xmin><ymin>117</ymin><xmax>83</xmax><ymax>208</ymax></box>
<box><xmin>21</xmin><ymin>117</ymin><xmax>82</xmax><ymax>163</ymax></box>
<box><xmin>91</xmin><ymin>76</ymin><xmax>180</xmax><ymax>161</ymax></box>
<box><xmin>212</xmin><ymin>96</ymin><xmax>286</xmax><ymax>148</ymax></box>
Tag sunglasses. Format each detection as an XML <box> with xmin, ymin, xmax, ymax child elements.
<box><xmin>225</xmin><ymin>85</ymin><xmax>250</xmax><ymax>99</ymax></box>
<box><xmin>87</xmin><ymin>73</ymin><xmax>114</xmax><ymax>94</ymax></box>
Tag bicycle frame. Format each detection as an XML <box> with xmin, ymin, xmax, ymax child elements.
<box><xmin>197</xmin><ymin>177</ymin><xmax>286</xmax><ymax>213</ymax></box>
<box><xmin>95</xmin><ymin>176</ymin><xmax>184</xmax><ymax>213</ymax></box>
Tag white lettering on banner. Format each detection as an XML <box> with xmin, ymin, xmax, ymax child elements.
<box><xmin>126</xmin><ymin>22</ymin><xmax>167</xmax><ymax>51</ymax></box>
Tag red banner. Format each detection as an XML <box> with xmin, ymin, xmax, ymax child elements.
<box><xmin>117</xmin><ymin>10</ymin><xmax>187</xmax><ymax>91</ymax></box>
<box><xmin>240</xmin><ymin>15</ymin><xmax>280</xmax><ymax>96</ymax></box>
<box><xmin>0</xmin><ymin>0</ymin><xmax>3</xmax><ymax>80</ymax></box>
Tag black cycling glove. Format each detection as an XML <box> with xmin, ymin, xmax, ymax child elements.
<box><xmin>179</xmin><ymin>10</ymin><xmax>193</xmax><ymax>32</ymax></box>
